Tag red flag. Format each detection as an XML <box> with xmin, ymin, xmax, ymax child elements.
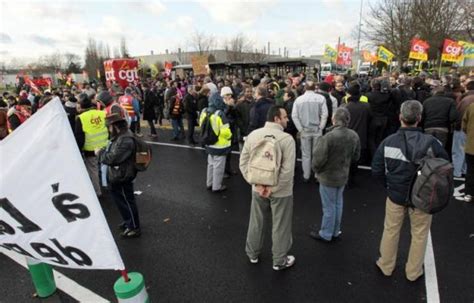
<box><xmin>441</xmin><ymin>39</ymin><xmax>464</xmax><ymax>62</ymax></box>
<box><xmin>409</xmin><ymin>38</ymin><xmax>429</xmax><ymax>61</ymax></box>
<box><xmin>23</xmin><ymin>75</ymin><xmax>41</xmax><ymax>94</ymax></box>
<box><xmin>336</xmin><ymin>45</ymin><xmax>353</xmax><ymax>66</ymax></box>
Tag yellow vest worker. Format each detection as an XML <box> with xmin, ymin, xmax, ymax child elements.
<box><xmin>79</xmin><ymin>109</ymin><xmax>108</xmax><ymax>151</ymax></box>
<box><xmin>343</xmin><ymin>95</ymin><xmax>368</xmax><ymax>104</ymax></box>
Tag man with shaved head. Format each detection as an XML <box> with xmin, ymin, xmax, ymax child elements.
<box><xmin>291</xmin><ymin>81</ymin><xmax>328</xmax><ymax>182</ymax></box>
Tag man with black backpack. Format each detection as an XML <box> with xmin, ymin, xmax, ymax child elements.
<box><xmin>372</xmin><ymin>100</ymin><xmax>449</xmax><ymax>282</ymax></box>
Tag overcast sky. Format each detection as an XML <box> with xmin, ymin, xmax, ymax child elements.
<box><xmin>0</xmin><ymin>0</ymin><xmax>369</xmax><ymax>64</ymax></box>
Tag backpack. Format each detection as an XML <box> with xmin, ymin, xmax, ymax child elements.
<box><xmin>199</xmin><ymin>109</ymin><xmax>220</xmax><ymax>147</ymax></box>
<box><xmin>404</xmin><ymin>135</ymin><xmax>454</xmax><ymax>214</ymax></box>
<box><xmin>126</xmin><ymin>134</ymin><xmax>152</xmax><ymax>172</ymax></box>
<box><xmin>247</xmin><ymin>135</ymin><xmax>280</xmax><ymax>186</ymax></box>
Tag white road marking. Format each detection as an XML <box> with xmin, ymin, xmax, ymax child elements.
<box><xmin>425</xmin><ymin>231</ymin><xmax>440</xmax><ymax>303</ymax></box>
<box><xmin>1</xmin><ymin>249</ymin><xmax>110</xmax><ymax>302</ymax></box>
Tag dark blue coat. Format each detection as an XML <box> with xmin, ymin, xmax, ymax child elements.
<box><xmin>371</xmin><ymin>127</ymin><xmax>448</xmax><ymax>205</ymax></box>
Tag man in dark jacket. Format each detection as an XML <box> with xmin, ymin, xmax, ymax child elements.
<box><xmin>236</xmin><ymin>86</ymin><xmax>254</xmax><ymax>148</ymax></box>
<box><xmin>96</xmin><ymin>114</ymin><xmax>141</xmax><ymax>238</ymax></box>
<box><xmin>283</xmin><ymin>90</ymin><xmax>297</xmax><ymax>140</ymax></box>
<box><xmin>372</xmin><ymin>100</ymin><xmax>448</xmax><ymax>282</ymax></box>
<box><xmin>183</xmin><ymin>85</ymin><xmax>198</xmax><ymax>145</ymax></box>
<box><xmin>248</xmin><ymin>85</ymin><xmax>274</xmax><ymax>133</ymax></box>
<box><xmin>143</xmin><ymin>84</ymin><xmax>158</xmax><ymax>138</ymax></box>
<box><xmin>311</xmin><ymin>107</ymin><xmax>360</xmax><ymax>242</ymax></box>
<box><xmin>367</xmin><ymin>78</ymin><xmax>392</xmax><ymax>158</ymax></box>
<box><xmin>421</xmin><ymin>86</ymin><xmax>458</xmax><ymax>148</ymax></box>
<box><xmin>331</xmin><ymin>81</ymin><xmax>346</xmax><ymax>107</ymax></box>
<box><xmin>343</xmin><ymin>83</ymin><xmax>371</xmax><ymax>185</ymax></box>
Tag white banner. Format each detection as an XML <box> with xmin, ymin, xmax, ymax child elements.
<box><xmin>0</xmin><ymin>100</ymin><xmax>125</xmax><ymax>270</ymax></box>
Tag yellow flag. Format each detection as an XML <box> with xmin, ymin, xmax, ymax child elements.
<box><xmin>377</xmin><ymin>46</ymin><xmax>394</xmax><ymax>64</ymax></box>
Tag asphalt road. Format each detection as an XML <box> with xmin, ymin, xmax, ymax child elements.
<box><xmin>1</xmin><ymin>129</ymin><xmax>473</xmax><ymax>303</ymax></box>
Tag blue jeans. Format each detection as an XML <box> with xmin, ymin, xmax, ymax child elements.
<box><xmin>171</xmin><ymin>118</ymin><xmax>184</xmax><ymax>139</ymax></box>
<box><xmin>452</xmin><ymin>130</ymin><xmax>467</xmax><ymax>177</ymax></box>
<box><xmin>318</xmin><ymin>184</ymin><xmax>345</xmax><ymax>240</ymax></box>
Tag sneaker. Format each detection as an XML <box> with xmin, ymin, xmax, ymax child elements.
<box><xmin>272</xmin><ymin>255</ymin><xmax>295</xmax><ymax>271</ymax></box>
<box><xmin>121</xmin><ymin>228</ymin><xmax>141</xmax><ymax>238</ymax></box>
<box><xmin>212</xmin><ymin>185</ymin><xmax>227</xmax><ymax>193</ymax></box>
<box><xmin>464</xmin><ymin>195</ymin><xmax>472</xmax><ymax>202</ymax></box>
<box><xmin>249</xmin><ymin>257</ymin><xmax>259</xmax><ymax>264</ymax></box>
<box><xmin>118</xmin><ymin>222</ymin><xmax>127</xmax><ymax>231</ymax></box>
<box><xmin>309</xmin><ymin>231</ymin><xmax>331</xmax><ymax>243</ymax></box>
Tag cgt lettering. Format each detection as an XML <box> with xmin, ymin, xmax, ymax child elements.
<box><xmin>446</xmin><ymin>45</ymin><xmax>462</xmax><ymax>55</ymax></box>
<box><xmin>118</xmin><ymin>69</ymin><xmax>138</xmax><ymax>83</ymax></box>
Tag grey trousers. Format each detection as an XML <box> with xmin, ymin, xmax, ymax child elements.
<box><xmin>206</xmin><ymin>154</ymin><xmax>226</xmax><ymax>190</ymax></box>
<box><xmin>300</xmin><ymin>132</ymin><xmax>321</xmax><ymax>179</ymax></box>
<box><xmin>245</xmin><ymin>192</ymin><xmax>293</xmax><ymax>266</ymax></box>
<box><xmin>84</xmin><ymin>156</ymin><xmax>102</xmax><ymax>197</ymax></box>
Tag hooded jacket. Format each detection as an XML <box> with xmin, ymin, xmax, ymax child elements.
<box><xmin>199</xmin><ymin>93</ymin><xmax>232</xmax><ymax>155</ymax></box>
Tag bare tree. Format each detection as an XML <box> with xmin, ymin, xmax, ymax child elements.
<box><xmin>223</xmin><ymin>33</ymin><xmax>254</xmax><ymax>61</ymax></box>
<box><xmin>84</xmin><ymin>38</ymin><xmax>111</xmax><ymax>80</ymax></box>
<box><xmin>363</xmin><ymin>0</ymin><xmax>415</xmax><ymax>67</ymax></box>
<box><xmin>120</xmin><ymin>37</ymin><xmax>130</xmax><ymax>58</ymax></box>
<box><xmin>63</xmin><ymin>53</ymin><xmax>82</xmax><ymax>74</ymax></box>
<box><xmin>412</xmin><ymin>0</ymin><xmax>468</xmax><ymax>60</ymax></box>
<box><xmin>189</xmin><ymin>30</ymin><xmax>216</xmax><ymax>55</ymax></box>
<box><xmin>364</xmin><ymin>0</ymin><xmax>473</xmax><ymax>66</ymax></box>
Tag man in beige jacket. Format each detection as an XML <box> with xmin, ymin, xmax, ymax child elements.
<box><xmin>239</xmin><ymin>105</ymin><xmax>296</xmax><ymax>271</ymax></box>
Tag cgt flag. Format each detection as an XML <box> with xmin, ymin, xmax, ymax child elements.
<box><xmin>441</xmin><ymin>39</ymin><xmax>464</xmax><ymax>62</ymax></box>
<box><xmin>324</xmin><ymin>45</ymin><xmax>337</xmax><ymax>60</ymax></box>
<box><xmin>459</xmin><ymin>41</ymin><xmax>474</xmax><ymax>59</ymax></box>
<box><xmin>336</xmin><ymin>45</ymin><xmax>353</xmax><ymax>66</ymax></box>
<box><xmin>377</xmin><ymin>46</ymin><xmax>395</xmax><ymax>65</ymax></box>
<box><xmin>409</xmin><ymin>38</ymin><xmax>430</xmax><ymax>61</ymax></box>
<box><xmin>0</xmin><ymin>100</ymin><xmax>125</xmax><ymax>270</ymax></box>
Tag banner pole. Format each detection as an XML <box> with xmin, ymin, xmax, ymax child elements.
<box><xmin>438</xmin><ymin>58</ymin><xmax>442</xmax><ymax>76</ymax></box>
<box><xmin>121</xmin><ymin>269</ymin><xmax>130</xmax><ymax>282</ymax></box>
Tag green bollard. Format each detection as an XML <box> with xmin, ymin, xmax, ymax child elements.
<box><xmin>114</xmin><ymin>272</ymin><xmax>149</xmax><ymax>303</ymax></box>
<box><xmin>26</xmin><ymin>258</ymin><xmax>56</xmax><ymax>298</ymax></box>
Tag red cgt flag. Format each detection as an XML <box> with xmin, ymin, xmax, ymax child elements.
<box><xmin>441</xmin><ymin>39</ymin><xmax>464</xmax><ymax>62</ymax></box>
<box><xmin>409</xmin><ymin>38</ymin><xmax>430</xmax><ymax>61</ymax></box>
<box><xmin>337</xmin><ymin>45</ymin><xmax>353</xmax><ymax>66</ymax></box>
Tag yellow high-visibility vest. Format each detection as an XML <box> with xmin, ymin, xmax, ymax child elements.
<box><xmin>79</xmin><ymin>109</ymin><xmax>108</xmax><ymax>151</ymax></box>
<box><xmin>343</xmin><ymin>95</ymin><xmax>368</xmax><ymax>103</ymax></box>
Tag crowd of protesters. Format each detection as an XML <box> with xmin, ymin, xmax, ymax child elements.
<box><xmin>1</xmin><ymin>65</ymin><xmax>474</xmax><ymax>275</ymax></box>
<box><xmin>2</xmin><ymin>67</ymin><xmax>474</xmax><ymax>200</ymax></box>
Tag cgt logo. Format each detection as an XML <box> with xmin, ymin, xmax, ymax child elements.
<box><xmin>446</xmin><ymin>45</ymin><xmax>462</xmax><ymax>55</ymax></box>
<box><xmin>339</xmin><ymin>51</ymin><xmax>350</xmax><ymax>60</ymax></box>
<box><xmin>118</xmin><ymin>69</ymin><xmax>139</xmax><ymax>83</ymax></box>
<box><xmin>413</xmin><ymin>44</ymin><xmax>425</xmax><ymax>53</ymax></box>
<box><xmin>90</xmin><ymin>116</ymin><xmax>102</xmax><ymax>126</ymax></box>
